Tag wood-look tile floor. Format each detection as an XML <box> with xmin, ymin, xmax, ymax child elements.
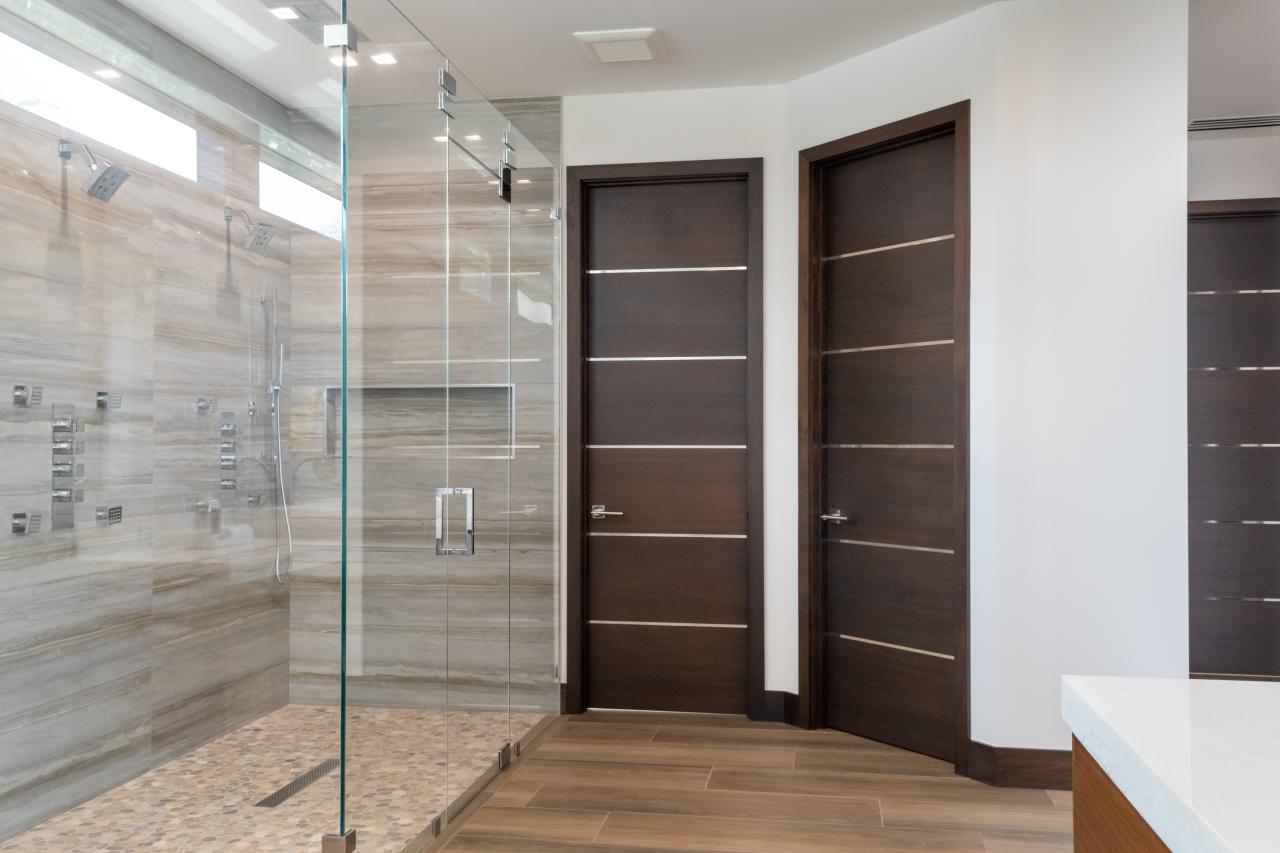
<box><xmin>437</xmin><ymin>712</ymin><xmax>1073</xmax><ymax>853</ymax></box>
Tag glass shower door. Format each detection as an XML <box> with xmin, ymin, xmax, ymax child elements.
<box><xmin>440</xmin><ymin>71</ymin><xmax>515</xmax><ymax>811</ymax></box>
<box><xmin>335</xmin><ymin>3</ymin><xmax>514</xmax><ymax>847</ymax></box>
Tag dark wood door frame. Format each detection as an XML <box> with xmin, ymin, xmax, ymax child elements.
<box><xmin>565</xmin><ymin>158</ymin><xmax>768</xmax><ymax>718</ymax></box>
<box><xmin>796</xmin><ymin>103</ymin><xmax>972</xmax><ymax>770</ymax></box>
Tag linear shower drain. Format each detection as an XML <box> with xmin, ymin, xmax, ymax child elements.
<box><xmin>255</xmin><ymin>758</ymin><xmax>339</xmax><ymax>807</ymax></box>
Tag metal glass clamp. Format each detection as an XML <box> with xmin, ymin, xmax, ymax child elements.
<box><xmin>323</xmin><ymin>23</ymin><xmax>357</xmax><ymax>51</ymax></box>
<box><xmin>435</xmin><ymin>486</ymin><xmax>475</xmax><ymax>556</ymax></box>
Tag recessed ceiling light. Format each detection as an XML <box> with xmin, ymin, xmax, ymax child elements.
<box><xmin>573</xmin><ymin>28</ymin><xmax>667</xmax><ymax>64</ymax></box>
<box><xmin>516</xmin><ymin>178</ymin><xmax>531</xmax><ymax>184</ymax></box>
<box><xmin>370</xmin><ymin>52</ymin><xmax>397</xmax><ymax>65</ymax></box>
<box><xmin>465</xmin><ymin>134</ymin><xmax>482</xmax><ymax>142</ymax></box>
<box><xmin>330</xmin><ymin>54</ymin><xmax>358</xmax><ymax>67</ymax></box>
<box><xmin>433</xmin><ymin>135</ymin><xmax>448</xmax><ymax>142</ymax></box>
<box><xmin>269</xmin><ymin>6</ymin><xmax>300</xmax><ymax>20</ymax></box>
<box><xmin>487</xmin><ymin>179</ymin><xmax>499</xmax><ymax>185</ymax></box>
<box><xmin>525</xmin><ymin>208</ymin><xmax>543</xmax><ymax>213</ymax></box>
<box><xmin>93</xmin><ymin>68</ymin><xmax>122</xmax><ymax>79</ymax></box>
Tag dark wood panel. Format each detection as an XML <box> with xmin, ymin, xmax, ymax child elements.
<box><xmin>587</xmin><ymin>449</ymin><xmax>746</xmax><ymax>535</ymax></box>
<box><xmin>824</xmin><ymin>636</ymin><xmax>954</xmax><ymax>761</ymax></box>
<box><xmin>1190</xmin><ymin>522</ymin><xmax>1280</xmax><ymax>598</ymax></box>
<box><xmin>1190</xmin><ymin>597</ymin><xmax>1280</xmax><ymax>677</ymax></box>
<box><xmin>824</xmin><ymin>345</ymin><xmax>954</xmax><ymax>445</ymax></box>
<box><xmin>1188</xmin><ymin>293</ymin><xmax>1280</xmax><ymax>368</ymax></box>
<box><xmin>823</xmin><ymin>132</ymin><xmax>955</xmax><ymax>257</ymax></box>
<box><xmin>587</xmin><ymin>361</ymin><xmax>747</xmax><ymax>445</ymax></box>
<box><xmin>587</xmin><ymin>624</ymin><xmax>748</xmax><ymax>713</ymax></box>
<box><xmin>587</xmin><ymin>271</ymin><xmax>747</xmax><ymax>358</ymax></box>
<box><xmin>1073</xmin><ymin>738</ymin><xmax>1169</xmax><ymax>852</ymax></box>
<box><xmin>966</xmin><ymin>741</ymin><xmax>1071</xmax><ymax>791</ymax></box>
<box><xmin>823</xmin><ymin>448</ymin><xmax>954</xmax><ymax>549</ymax></box>
<box><xmin>1188</xmin><ymin>446</ymin><xmax>1280</xmax><ymax>520</ymax></box>
<box><xmin>1189</xmin><ymin>371</ymin><xmax>1280</xmax><ymax>444</ymax></box>
<box><xmin>823</xmin><ymin>542</ymin><xmax>955</xmax><ymax>655</ymax></box>
<box><xmin>587</xmin><ymin>537</ymin><xmax>748</xmax><ymax>625</ymax></box>
<box><xmin>1188</xmin><ymin>214</ymin><xmax>1280</xmax><ymax>292</ymax></box>
<box><xmin>823</xmin><ymin>239</ymin><xmax>954</xmax><ymax>351</ymax></box>
<box><xmin>586</xmin><ymin>180</ymin><xmax>747</xmax><ymax>270</ymax></box>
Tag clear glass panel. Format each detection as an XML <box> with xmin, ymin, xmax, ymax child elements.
<box><xmin>0</xmin><ymin>0</ymin><xmax>343</xmax><ymax>849</ymax></box>
<box><xmin>503</xmin><ymin>120</ymin><xmax>563</xmax><ymax>735</ymax></box>
<box><xmin>339</xmin><ymin>0</ymin><xmax>452</xmax><ymax>846</ymax></box>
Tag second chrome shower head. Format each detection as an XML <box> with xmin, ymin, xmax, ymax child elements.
<box><xmin>224</xmin><ymin>206</ymin><xmax>277</xmax><ymax>254</ymax></box>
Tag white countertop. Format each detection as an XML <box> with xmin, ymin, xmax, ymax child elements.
<box><xmin>1063</xmin><ymin>675</ymin><xmax>1280</xmax><ymax>853</ymax></box>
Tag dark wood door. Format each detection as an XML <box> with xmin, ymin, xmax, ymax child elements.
<box><xmin>568</xmin><ymin>161</ymin><xmax>764</xmax><ymax>715</ymax></box>
<box><xmin>1188</xmin><ymin>199</ymin><xmax>1280</xmax><ymax>681</ymax></box>
<box><xmin>810</xmin><ymin>119</ymin><xmax>967</xmax><ymax>761</ymax></box>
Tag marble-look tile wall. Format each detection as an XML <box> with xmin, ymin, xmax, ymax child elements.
<box><xmin>287</xmin><ymin>99</ymin><xmax>561</xmax><ymax>717</ymax></box>
<box><xmin>0</xmin><ymin>101</ymin><xmax>309</xmax><ymax>839</ymax></box>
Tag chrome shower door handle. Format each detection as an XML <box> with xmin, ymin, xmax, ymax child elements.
<box><xmin>590</xmin><ymin>504</ymin><xmax>624</xmax><ymax>520</ymax></box>
<box><xmin>435</xmin><ymin>486</ymin><xmax>475</xmax><ymax>556</ymax></box>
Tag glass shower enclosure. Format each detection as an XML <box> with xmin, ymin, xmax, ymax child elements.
<box><xmin>0</xmin><ymin>0</ymin><xmax>559</xmax><ymax>850</ymax></box>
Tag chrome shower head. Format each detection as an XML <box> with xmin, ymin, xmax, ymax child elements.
<box><xmin>59</xmin><ymin>139</ymin><xmax>130</xmax><ymax>202</ymax></box>
<box><xmin>224</xmin><ymin>207</ymin><xmax>277</xmax><ymax>255</ymax></box>
<box><xmin>243</xmin><ymin>222</ymin><xmax>276</xmax><ymax>254</ymax></box>
<box><xmin>82</xmin><ymin>163</ymin><xmax>130</xmax><ymax>202</ymax></box>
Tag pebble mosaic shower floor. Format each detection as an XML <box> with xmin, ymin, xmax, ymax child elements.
<box><xmin>3</xmin><ymin>705</ymin><xmax>546</xmax><ymax>852</ymax></box>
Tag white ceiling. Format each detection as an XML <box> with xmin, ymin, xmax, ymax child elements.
<box><xmin>1190</xmin><ymin>0</ymin><xmax>1280</xmax><ymax>120</ymax></box>
<box><xmin>389</xmin><ymin>0</ymin><xmax>997</xmax><ymax>98</ymax></box>
<box><xmin>117</xmin><ymin>0</ymin><xmax>998</xmax><ymax>108</ymax></box>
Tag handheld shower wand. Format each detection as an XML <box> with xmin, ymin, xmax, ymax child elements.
<box><xmin>265</xmin><ymin>290</ymin><xmax>294</xmax><ymax>583</ymax></box>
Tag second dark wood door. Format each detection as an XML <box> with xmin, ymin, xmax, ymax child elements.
<box><xmin>817</xmin><ymin>127</ymin><xmax>963</xmax><ymax>761</ymax></box>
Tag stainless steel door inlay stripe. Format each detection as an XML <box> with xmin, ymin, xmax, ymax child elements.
<box><xmin>1199</xmin><ymin>520</ymin><xmax>1280</xmax><ymax>525</ymax></box>
<box><xmin>828</xmin><ymin>537</ymin><xmax>955</xmax><ymax>554</ymax></box>
<box><xmin>824</xmin><ymin>444</ymin><xmax>954</xmax><ymax>449</ymax></box>
<box><xmin>586</xmin><ymin>355</ymin><xmax>747</xmax><ymax>362</ymax></box>
<box><xmin>588</xmin><ymin>445</ymin><xmax>747</xmax><ymax>449</ymax></box>
<box><xmin>1189</xmin><ymin>289</ymin><xmax>1280</xmax><ymax>295</ymax></box>
<box><xmin>590</xmin><ymin>620</ymin><xmax>749</xmax><ymax>629</ymax></box>
<box><xmin>822</xmin><ymin>234</ymin><xmax>954</xmax><ymax>262</ymax></box>
<box><xmin>822</xmin><ymin>339</ymin><xmax>953</xmax><ymax>356</ymax></box>
<box><xmin>1201</xmin><ymin>596</ymin><xmax>1280</xmax><ymax>603</ymax></box>
<box><xmin>1190</xmin><ymin>444</ymin><xmax>1280</xmax><ymax>448</ymax></box>
<box><xmin>587</xmin><ymin>532</ymin><xmax>748</xmax><ymax>539</ymax></box>
<box><xmin>1191</xmin><ymin>366</ymin><xmax>1280</xmax><ymax>371</ymax></box>
<box><xmin>839</xmin><ymin>634</ymin><xmax>955</xmax><ymax>660</ymax></box>
<box><xmin>587</xmin><ymin>266</ymin><xmax>748</xmax><ymax>274</ymax></box>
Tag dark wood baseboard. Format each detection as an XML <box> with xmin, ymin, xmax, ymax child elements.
<box><xmin>752</xmin><ymin>690</ymin><xmax>792</xmax><ymax>723</ymax></box>
<box><xmin>966</xmin><ymin>740</ymin><xmax>1072</xmax><ymax>790</ymax></box>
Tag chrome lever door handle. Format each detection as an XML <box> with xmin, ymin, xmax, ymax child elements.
<box><xmin>590</xmin><ymin>504</ymin><xmax>623</xmax><ymax>520</ymax></box>
<box><xmin>820</xmin><ymin>510</ymin><xmax>847</xmax><ymax>524</ymax></box>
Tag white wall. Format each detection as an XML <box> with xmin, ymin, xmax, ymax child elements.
<box><xmin>562</xmin><ymin>0</ymin><xmax>1190</xmax><ymax>749</ymax></box>
<box><xmin>1190</xmin><ymin>129</ymin><xmax>1280</xmax><ymax>200</ymax></box>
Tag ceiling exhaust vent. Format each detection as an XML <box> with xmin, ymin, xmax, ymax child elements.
<box><xmin>573</xmin><ymin>28</ymin><xmax>667</xmax><ymax>64</ymax></box>
<box><xmin>1189</xmin><ymin>115</ymin><xmax>1280</xmax><ymax>132</ymax></box>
